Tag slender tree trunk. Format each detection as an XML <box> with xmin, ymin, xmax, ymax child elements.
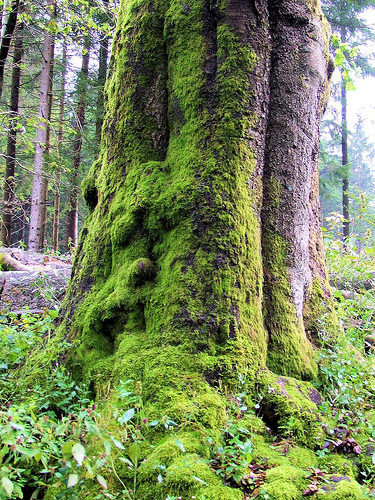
<box><xmin>0</xmin><ymin>17</ymin><xmax>23</xmax><ymax>246</ymax></box>
<box><xmin>0</xmin><ymin>0</ymin><xmax>19</xmax><ymax>102</ymax></box>
<box><xmin>52</xmin><ymin>44</ymin><xmax>67</xmax><ymax>252</ymax></box>
<box><xmin>65</xmin><ymin>37</ymin><xmax>90</xmax><ymax>249</ymax></box>
<box><xmin>28</xmin><ymin>0</ymin><xmax>56</xmax><ymax>251</ymax></box>
<box><xmin>95</xmin><ymin>0</ymin><xmax>109</xmax><ymax>146</ymax></box>
<box><xmin>341</xmin><ymin>29</ymin><xmax>349</xmax><ymax>244</ymax></box>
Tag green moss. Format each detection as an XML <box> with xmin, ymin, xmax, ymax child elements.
<box><xmin>251</xmin><ymin>434</ymin><xmax>290</xmax><ymax>467</ymax></box>
<box><xmin>285</xmin><ymin>446</ymin><xmax>318</xmax><ymax>469</ymax></box>
<box><xmin>323</xmin><ymin>477</ymin><xmax>364</xmax><ymax>499</ymax></box>
<box><xmin>266</xmin><ymin>465</ymin><xmax>307</xmax><ymax>490</ymax></box>
<box><xmin>0</xmin><ymin>253</ymin><xmax>12</xmax><ymax>271</ymax></box>
<box><xmin>262</xmin><ymin>480</ymin><xmax>300</xmax><ymax>500</ymax></box>
<box><xmin>137</xmin><ymin>436</ymin><xmax>242</xmax><ymax>500</ymax></box>
<box><xmin>303</xmin><ymin>278</ymin><xmax>338</xmax><ymax>345</ymax></box>
<box><xmin>318</xmin><ymin>455</ymin><xmax>356</xmax><ymax>479</ymax></box>
<box><xmin>263</xmin><ymin>229</ymin><xmax>317</xmax><ymax>381</ymax></box>
<box><xmin>255</xmin><ymin>370</ymin><xmax>323</xmax><ymax>446</ymax></box>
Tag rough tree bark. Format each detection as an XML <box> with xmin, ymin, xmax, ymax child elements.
<box><xmin>0</xmin><ymin>18</ymin><xmax>23</xmax><ymax>246</ymax></box>
<box><xmin>28</xmin><ymin>0</ymin><xmax>56</xmax><ymax>252</ymax></box>
<box><xmin>95</xmin><ymin>0</ymin><xmax>110</xmax><ymax>146</ymax></box>
<box><xmin>341</xmin><ymin>28</ymin><xmax>349</xmax><ymax>244</ymax></box>
<box><xmin>52</xmin><ymin>44</ymin><xmax>67</xmax><ymax>252</ymax></box>
<box><xmin>49</xmin><ymin>0</ymin><xmax>334</xmax><ymax>496</ymax></box>
<box><xmin>0</xmin><ymin>0</ymin><xmax>19</xmax><ymax>102</ymax></box>
<box><xmin>64</xmin><ymin>37</ymin><xmax>90</xmax><ymax>249</ymax></box>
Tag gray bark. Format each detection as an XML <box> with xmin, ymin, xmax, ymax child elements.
<box><xmin>28</xmin><ymin>0</ymin><xmax>56</xmax><ymax>251</ymax></box>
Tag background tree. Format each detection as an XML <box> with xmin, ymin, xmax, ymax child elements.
<box><xmin>28</xmin><ymin>0</ymin><xmax>56</xmax><ymax>251</ymax></box>
<box><xmin>320</xmin><ymin>116</ymin><xmax>375</xmax><ymax>246</ymax></box>
<box><xmin>95</xmin><ymin>0</ymin><xmax>110</xmax><ymax>147</ymax></box>
<box><xmin>0</xmin><ymin>0</ymin><xmax>19</xmax><ymax>100</ymax></box>
<box><xmin>321</xmin><ymin>0</ymin><xmax>375</xmax><ymax>242</ymax></box>
<box><xmin>0</xmin><ymin>15</ymin><xmax>23</xmax><ymax>246</ymax></box>
<box><xmin>0</xmin><ymin>0</ymin><xmax>116</xmax><ymax>250</ymax></box>
<box><xmin>65</xmin><ymin>36</ymin><xmax>90</xmax><ymax>248</ymax></box>
<box><xmin>52</xmin><ymin>43</ymin><xmax>67</xmax><ymax>251</ymax></box>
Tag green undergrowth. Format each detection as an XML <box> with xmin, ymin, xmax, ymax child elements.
<box><xmin>2</xmin><ymin>306</ymin><xmax>375</xmax><ymax>499</ymax></box>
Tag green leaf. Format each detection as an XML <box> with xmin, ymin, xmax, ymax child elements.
<box><xmin>62</xmin><ymin>441</ymin><xmax>74</xmax><ymax>459</ymax></box>
<box><xmin>17</xmin><ymin>447</ymin><xmax>36</xmax><ymax>459</ymax></box>
<box><xmin>72</xmin><ymin>443</ymin><xmax>85</xmax><ymax>466</ymax></box>
<box><xmin>156</xmin><ymin>436</ymin><xmax>168</xmax><ymax>447</ymax></box>
<box><xmin>192</xmin><ymin>476</ymin><xmax>208</xmax><ymax>485</ymax></box>
<box><xmin>85</xmin><ymin>464</ymin><xmax>95</xmax><ymax>479</ymax></box>
<box><xmin>97</xmin><ymin>475</ymin><xmax>107</xmax><ymax>489</ymax></box>
<box><xmin>148</xmin><ymin>420</ymin><xmax>159</xmax><ymax>427</ymax></box>
<box><xmin>1</xmin><ymin>477</ymin><xmax>14</xmax><ymax>497</ymax></box>
<box><xmin>242</xmin><ymin>439</ymin><xmax>253</xmax><ymax>454</ymax></box>
<box><xmin>112</xmin><ymin>438</ymin><xmax>125</xmax><ymax>450</ymax></box>
<box><xmin>119</xmin><ymin>457</ymin><xmax>134</xmax><ymax>467</ymax></box>
<box><xmin>119</xmin><ymin>408</ymin><xmax>135</xmax><ymax>424</ymax></box>
<box><xmin>128</xmin><ymin>443</ymin><xmax>141</xmax><ymax>466</ymax></box>
<box><xmin>334</xmin><ymin>51</ymin><xmax>345</xmax><ymax>67</ymax></box>
<box><xmin>55</xmin><ymin>423</ymin><xmax>69</xmax><ymax>436</ymax></box>
<box><xmin>67</xmin><ymin>474</ymin><xmax>79</xmax><ymax>488</ymax></box>
<box><xmin>104</xmin><ymin>440</ymin><xmax>111</xmax><ymax>455</ymax></box>
<box><xmin>85</xmin><ymin>421</ymin><xmax>101</xmax><ymax>437</ymax></box>
<box><xmin>30</xmin><ymin>489</ymin><xmax>40</xmax><ymax>499</ymax></box>
<box><xmin>175</xmin><ymin>439</ymin><xmax>185</xmax><ymax>453</ymax></box>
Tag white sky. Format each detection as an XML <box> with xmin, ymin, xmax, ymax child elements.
<box><xmin>341</xmin><ymin>8</ymin><xmax>375</xmax><ymax>139</ymax></box>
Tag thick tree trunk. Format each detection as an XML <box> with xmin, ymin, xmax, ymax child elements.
<box><xmin>0</xmin><ymin>19</ymin><xmax>23</xmax><ymax>246</ymax></box>
<box><xmin>65</xmin><ymin>37</ymin><xmax>90</xmax><ymax>249</ymax></box>
<box><xmin>62</xmin><ymin>0</ymin><xmax>333</xmax><ymax>384</ymax></box>
<box><xmin>28</xmin><ymin>0</ymin><xmax>56</xmax><ymax>252</ymax></box>
<box><xmin>27</xmin><ymin>0</ymin><xmax>336</xmax><ymax>496</ymax></box>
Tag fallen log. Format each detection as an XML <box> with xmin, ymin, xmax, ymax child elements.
<box><xmin>0</xmin><ymin>252</ymin><xmax>34</xmax><ymax>272</ymax></box>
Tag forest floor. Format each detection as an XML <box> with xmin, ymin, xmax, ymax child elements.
<box><xmin>1</xmin><ymin>237</ymin><xmax>375</xmax><ymax>499</ymax></box>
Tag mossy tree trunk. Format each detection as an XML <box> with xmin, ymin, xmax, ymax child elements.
<box><xmin>61</xmin><ymin>0</ymin><xmax>333</xmax><ymax>425</ymax></box>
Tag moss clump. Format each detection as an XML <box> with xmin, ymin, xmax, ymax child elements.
<box><xmin>255</xmin><ymin>370</ymin><xmax>323</xmax><ymax>446</ymax></box>
<box><xmin>137</xmin><ymin>435</ymin><xmax>242</xmax><ymax>500</ymax></box>
<box><xmin>262</xmin><ymin>229</ymin><xmax>317</xmax><ymax>381</ymax></box>
<box><xmin>0</xmin><ymin>253</ymin><xmax>12</xmax><ymax>271</ymax></box>
<box><xmin>262</xmin><ymin>480</ymin><xmax>300</xmax><ymax>500</ymax></box>
<box><xmin>266</xmin><ymin>465</ymin><xmax>307</xmax><ymax>490</ymax></box>
<box><xmin>284</xmin><ymin>445</ymin><xmax>318</xmax><ymax>469</ymax></box>
<box><xmin>318</xmin><ymin>455</ymin><xmax>356</xmax><ymax>479</ymax></box>
<box><xmin>303</xmin><ymin>278</ymin><xmax>338</xmax><ymax>345</ymax></box>
<box><xmin>323</xmin><ymin>477</ymin><xmax>364</xmax><ymax>499</ymax></box>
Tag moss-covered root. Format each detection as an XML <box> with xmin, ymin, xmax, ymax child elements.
<box><xmin>254</xmin><ymin>370</ymin><xmax>324</xmax><ymax>446</ymax></box>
